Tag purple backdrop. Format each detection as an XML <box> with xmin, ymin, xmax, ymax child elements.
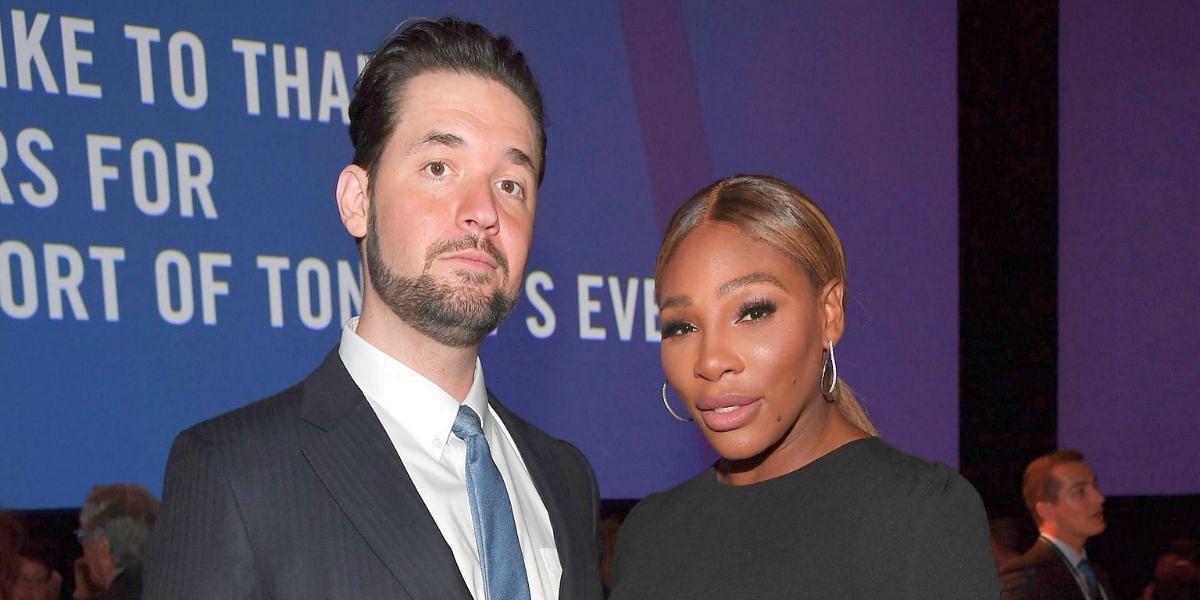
<box><xmin>1059</xmin><ymin>0</ymin><xmax>1200</xmax><ymax>496</ymax></box>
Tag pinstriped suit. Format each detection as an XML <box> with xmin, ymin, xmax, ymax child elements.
<box><xmin>142</xmin><ymin>349</ymin><xmax>603</xmax><ymax>600</ymax></box>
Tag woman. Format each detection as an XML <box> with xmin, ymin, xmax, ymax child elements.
<box><xmin>609</xmin><ymin>175</ymin><xmax>998</xmax><ymax>598</ymax></box>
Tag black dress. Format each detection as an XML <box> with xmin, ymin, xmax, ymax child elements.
<box><xmin>609</xmin><ymin>437</ymin><xmax>999</xmax><ymax>599</ymax></box>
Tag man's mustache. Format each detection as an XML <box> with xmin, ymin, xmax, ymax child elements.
<box><xmin>424</xmin><ymin>234</ymin><xmax>510</xmax><ymax>274</ymax></box>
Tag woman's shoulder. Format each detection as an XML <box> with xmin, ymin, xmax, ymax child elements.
<box><xmin>624</xmin><ymin>467</ymin><xmax>716</xmax><ymax>520</ymax></box>
<box><xmin>845</xmin><ymin>438</ymin><xmax>983</xmax><ymax>508</ymax></box>
<box><xmin>611</xmin><ymin>468</ymin><xmax>716</xmax><ymax>559</ymax></box>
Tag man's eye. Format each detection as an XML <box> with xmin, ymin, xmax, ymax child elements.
<box><xmin>424</xmin><ymin>162</ymin><xmax>448</xmax><ymax>177</ymax></box>
<box><xmin>497</xmin><ymin>180</ymin><xmax>524</xmax><ymax>197</ymax></box>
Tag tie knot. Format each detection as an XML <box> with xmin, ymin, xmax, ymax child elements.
<box><xmin>452</xmin><ymin>405</ymin><xmax>485</xmax><ymax>440</ymax></box>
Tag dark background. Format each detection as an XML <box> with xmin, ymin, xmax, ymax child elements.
<box><xmin>959</xmin><ymin>1</ymin><xmax>1198</xmax><ymax>598</ymax></box>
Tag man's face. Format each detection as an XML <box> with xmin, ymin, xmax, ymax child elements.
<box><xmin>362</xmin><ymin>71</ymin><xmax>539</xmax><ymax>346</ymax></box>
<box><xmin>1044</xmin><ymin>461</ymin><xmax>1106</xmax><ymax>544</ymax></box>
<box><xmin>79</xmin><ymin>530</ymin><xmax>105</xmax><ymax>585</ymax></box>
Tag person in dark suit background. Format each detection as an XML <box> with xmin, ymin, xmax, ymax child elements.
<box><xmin>143</xmin><ymin>17</ymin><xmax>602</xmax><ymax>600</ymax></box>
<box><xmin>1001</xmin><ymin>450</ymin><xmax>1115</xmax><ymax>600</ymax></box>
<box><xmin>74</xmin><ymin>484</ymin><xmax>158</xmax><ymax>600</ymax></box>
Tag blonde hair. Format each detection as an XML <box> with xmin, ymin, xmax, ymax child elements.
<box><xmin>655</xmin><ymin>174</ymin><xmax>879</xmax><ymax>436</ymax></box>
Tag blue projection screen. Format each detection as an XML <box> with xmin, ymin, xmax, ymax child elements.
<box><xmin>0</xmin><ymin>1</ymin><xmax>957</xmax><ymax>508</ymax></box>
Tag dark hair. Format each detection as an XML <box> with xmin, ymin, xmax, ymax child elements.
<box><xmin>349</xmin><ymin>17</ymin><xmax>547</xmax><ymax>186</ymax></box>
<box><xmin>656</xmin><ymin>174</ymin><xmax>878</xmax><ymax>436</ymax></box>
<box><xmin>1022</xmin><ymin>449</ymin><xmax>1085</xmax><ymax>525</ymax></box>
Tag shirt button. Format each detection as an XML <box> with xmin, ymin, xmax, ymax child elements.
<box><xmin>432</xmin><ymin>437</ymin><xmax>442</xmax><ymax>448</ymax></box>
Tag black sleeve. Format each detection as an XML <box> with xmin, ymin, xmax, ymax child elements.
<box><xmin>903</xmin><ymin>469</ymin><xmax>1002</xmax><ymax>599</ymax></box>
<box><xmin>142</xmin><ymin>427</ymin><xmax>262</xmax><ymax>599</ymax></box>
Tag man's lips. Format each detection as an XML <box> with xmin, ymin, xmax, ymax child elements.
<box><xmin>441</xmin><ymin>250</ymin><xmax>498</xmax><ymax>269</ymax></box>
<box><xmin>425</xmin><ymin>234</ymin><xmax>509</xmax><ymax>274</ymax></box>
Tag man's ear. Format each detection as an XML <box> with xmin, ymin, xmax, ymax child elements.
<box><xmin>95</xmin><ymin>535</ymin><xmax>111</xmax><ymax>562</ymax></box>
<box><xmin>819</xmin><ymin>279</ymin><xmax>846</xmax><ymax>346</ymax></box>
<box><xmin>1034</xmin><ymin>500</ymin><xmax>1055</xmax><ymax>525</ymax></box>
<box><xmin>336</xmin><ymin>164</ymin><xmax>370</xmax><ymax>239</ymax></box>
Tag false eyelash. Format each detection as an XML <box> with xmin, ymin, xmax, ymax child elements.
<box><xmin>661</xmin><ymin>320</ymin><xmax>695</xmax><ymax>338</ymax></box>
<box><xmin>737</xmin><ymin>298</ymin><xmax>776</xmax><ymax>321</ymax></box>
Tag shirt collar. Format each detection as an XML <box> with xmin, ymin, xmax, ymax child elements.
<box><xmin>338</xmin><ymin>317</ymin><xmax>490</xmax><ymax>459</ymax></box>
<box><xmin>1041</xmin><ymin>532</ymin><xmax>1088</xmax><ymax>567</ymax></box>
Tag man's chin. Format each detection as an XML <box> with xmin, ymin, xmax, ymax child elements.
<box><xmin>438</xmin><ymin>262</ymin><xmax>504</xmax><ymax>285</ymax></box>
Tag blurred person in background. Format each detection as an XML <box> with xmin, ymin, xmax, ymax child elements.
<box><xmin>0</xmin><ymin>512</ymin><xmax>23</xmax><ymax>600</ymax></box>
<box><xmin>6</xmin><ymin>542</ymin><xmax>59</xmax><ymax>600</ymax></box>
<box><xmin>1141</xmin><ymin>539</ymin><xmax>1200</xmax><ymax>600</ymax></box>
<box><xmin>1001</xmin><ymin>450</ymin><xmax>1113</xmax><ymax>600</ymax></box>
<box><xmin>73</xmin><ymin>484</ymin><xmax>158</xmax><ymax>600</ymax></box>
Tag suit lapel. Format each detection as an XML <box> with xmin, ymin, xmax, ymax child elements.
<box><xmin>1036</xmin><ymin>537</ymin><xmax>1094</xmax><ymax>600</ymax></box>
<box><xmin>299</xmin><ymin>351</ymin><xmax>472</xmax><ymax>600</ymax></box>
<box><xmin>490</xmin><ymin>396</ymin><xmax>583</xmax><ymax>598</ymax></box>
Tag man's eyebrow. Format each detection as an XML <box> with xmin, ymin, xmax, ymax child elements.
<box><xmin>718</xmin><ymin>273</ymin><xmax>786</xmax><ymax>297</ymax></box>
<box><xmin>506</xmin><ymin>147</ymin><xmax>537</xmax><ymax>174</ymax></box>
<box><xmin>408</xmin><ymin>130</ymin><xmax>466</xmax><ymax>154</ymax></box>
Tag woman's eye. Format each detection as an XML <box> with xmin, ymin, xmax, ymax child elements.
<box><xmin>662</xmin><ymin>321</ymin><xmax>696</xmax><ymax>339</ymax></box>
<box><xmin>424</xmin><ymin>161</ymin><xmax>448</xmax><ymax>177</ymax></box>
<box><xmin>737</xmin><ymin>300</ymin><xmax>776</xmax><ymax>323</ymax></box>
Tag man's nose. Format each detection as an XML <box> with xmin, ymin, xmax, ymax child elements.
<box><xmin>457</xmin><ymin>178</ymin><xmax>500</xmax><ymax>233</ymax></box>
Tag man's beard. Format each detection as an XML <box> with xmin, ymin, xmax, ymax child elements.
<box><xmin>365</xmin><ymin>207</ymin><xmax>518</xmax><ymax>347</ymax></box>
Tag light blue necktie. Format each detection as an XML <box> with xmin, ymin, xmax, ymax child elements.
<box><xmin>1076</xmin><ymin>559</ymin><xmax>1102</xmax><ymax>600</ymax></box>
<box><xmin>452</xmin><ymin>405</ymin><xmax>531</xmax><ymax>600</ymax></box>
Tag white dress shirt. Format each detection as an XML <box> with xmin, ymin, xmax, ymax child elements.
<box><xmin>339</xmin><ymin>317</ymin><xmax>561</xmax><ymax>599</ymax></box>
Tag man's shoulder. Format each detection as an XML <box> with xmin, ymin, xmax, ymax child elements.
<box><xmin>182</xmin><ymin>379</ymin><xmax>306</xmax><ymax>445</ymax></box>
<box><xmin>489</xmin><ymin>393</ymin><xmax>594</xmax><ymax>474</ymax></box>
<box><xmin>1000</xmin><ymin>538</ymin><xmax>1076</xmax><ymax>598</ymax></box>
<box><xmin>178</xmin><ymin>348</ymin><xmax>347</xmax><ymax>450</ymax></box>
<box><xmin>490</xmin><ymin>394</ymin><xmax>577</xmax><ymax>449</ymax></box>
<box><xmin>1002</xmin><ymin>539</ymin><xmax>1058</xmax><ymax>571</ymax></box>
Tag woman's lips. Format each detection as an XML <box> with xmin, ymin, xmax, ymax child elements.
<box><xmin>697</xmin><ymin>395</ymin><xmax>761</xmax><ymax>432</ymax></box>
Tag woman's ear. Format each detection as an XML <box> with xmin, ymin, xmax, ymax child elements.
<box><xmin>820</xmin><ymin>279</ymin><xmax>845</xmax><ymax>345</ymax></box>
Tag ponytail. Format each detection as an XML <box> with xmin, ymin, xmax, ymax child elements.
<box><xmin>829</xmin><ymin>380</ymin><xmax>879</xmax><ymax>437</ymax></box>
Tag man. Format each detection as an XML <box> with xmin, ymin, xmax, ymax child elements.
<box><xmin>1001</xmin><ymin>450</ymin><xmax>1114</xmax><ymax>599</ymax></box>
<box><xmin>143</xmin><ymin>18</ymin><xmax>603</xmax><ymax>600</ymax></box>
<box><xmin>75</xmin><ymin>484</ymin><xmax>159</xmax><ymax>600</ymax></box>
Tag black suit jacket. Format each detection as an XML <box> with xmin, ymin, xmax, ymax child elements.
<box><xmin>143</xmin><ymin>349</ymin><xmax>603</xmax><ymax>599</ymax></box>
<box><xmin>1000</xmin><ymin>537</ymin><xmax>1115</xmax><ymax>600</ymax></box>
<box><xmin>89</xmin><ymin>563</ymin><xmax>142</xmax><ymax>600</ymax></box>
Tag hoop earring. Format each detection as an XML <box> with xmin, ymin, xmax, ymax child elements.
<box><xmin>661</xmin><ymin>381</ymin><xmax>693</xmax><ymax>422</ymax></box>
<box><xmin>820</xmin><ymin>339</ymin><xmax>838</xmax><ymax>397</ymax></box>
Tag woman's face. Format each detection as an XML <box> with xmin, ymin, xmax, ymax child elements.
<box><xmin>658</xmin><ymin>222</ymin><xmax>841</xmax><ymax>463</ymax></box>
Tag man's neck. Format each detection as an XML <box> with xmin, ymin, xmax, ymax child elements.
<box><xmin>355</xmin><ymin>305</ymin><xmax>480</xmax><ymax>402</ymax></box>
<box><xmin>1041</xmin><ymin>527</ymin><xmax>1087</xmax><ymax>555</ymax></box>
